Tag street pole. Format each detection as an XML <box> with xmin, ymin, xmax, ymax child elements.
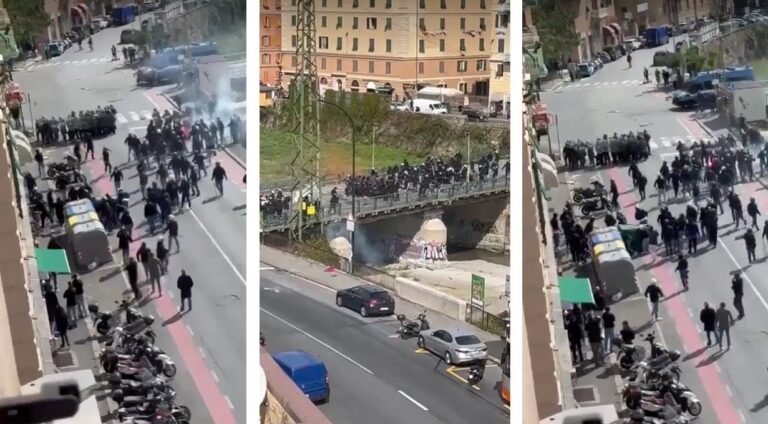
<box><xmin>371</xmin><ymin>124</ymin><xmax>376</xmax><ymax>170</ymax></box>
<box><xmin>26</xmin><ymin>93</ymin><xmax>34</xmax><ymax>134</ymax></box>
<box><xmin>466</xmin><ymin>132</ymin><xmax>471</xmax><ymax>186</ymax></box>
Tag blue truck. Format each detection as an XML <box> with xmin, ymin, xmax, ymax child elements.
<box><xmin>111</xmin><ymin>6</ymin><xmax>136</xmax><ymax>26</ymax></box>
<box><xmin>644</xmin><ymin>27</ymin><xmax>669</xmax><ymax>47</ymax></box>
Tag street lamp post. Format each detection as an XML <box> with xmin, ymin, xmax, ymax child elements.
<box><xmin>317</xmin><ymin>98</ymin><xmax>357</xmax><ymax>272</ymax></box>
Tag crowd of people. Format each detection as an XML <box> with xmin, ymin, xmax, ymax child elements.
<box><xmin>563</xmin><ymin>130</ymin><xmax>652</xmax><ymax>170</ymax></box>
<box><xmin>36</xmin><ymin>106</ymin><xmax>118</xmax><ymax>145</ymax></box>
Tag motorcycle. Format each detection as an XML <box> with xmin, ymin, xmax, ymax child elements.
<box><xmin>625</xmin><ymin>389</ymin><xmax>695</xmax><ymax>421</ymax></box>
<box><xmin>109</xmin><ymin>316</ymin><xmax>157</xmax><ymax>348</ymax></box>
<box><xmin>627</xmin><ymin>409</ymin><xmax>690</xmax><ymax>424</ymax></box>
<box><xmin>102</xmin><ymin>346</ymin><xmax>176</xmax><ymax>378</ymax></box>
<box><xmin>572</xmin><ymin>180</ymin><xmax>606</xmax><ymax>203</ymax></box>
<box><xmin>628</xmin><ymin>361</ymin><xmax>682</xmax><ymax>384</ymax></box>
<box><xmin>624</xmin><ymin>380</ymin><xmax>700</xmax><ymax>416</ymax></box>
<box><xmin>617</xmin><ymin>342</ymin><xmax>646</xmax><ymax>370</ymax></box>
<box><xmin>117</xmin><ymin>394</ymin><xmax>191</xmax><ymax>423</ymax></box>
<box><xmin>467</xmin><ymin>360</ymin><xmax>486</xmax><ymax>385</ymax></box>
<box><xmin>47</xmin><ymin>158</ymin><xmax>78</xmax><ymax>178</ymax></box>
<box><xmin>580</xmin><ymin>196</ymin><xmax>614</xmax><ymax>216</ymax></box>
<box><xmin>113</xmin><ymin>386</ymin><xmax>175</xmax><ymax>407</ymax></box>
<box><xmin>397</xmin><ymin>311</ymin><xmax>430</xmax><ymax>338</ymax></box>
<box><xmin>89</xmin><ymin>300</ymin><xmax>137</xmax><ymax>336</ymax></box>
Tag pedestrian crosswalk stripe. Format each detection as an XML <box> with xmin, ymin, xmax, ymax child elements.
<box><xmin>612</xmin><ymin>81</ymin><xmax>619</xmax><ymax>85</ymax></box>
<box><xmin>649</xmin><ymin>141</ymin><xmax>658</xmax><ymax>149</ymax></box>
<box><xmin>141</xmin><ymin>110</ymin><xmax>152</xmax><ymax>119</ymax></box>
<box><xmin>661</xmin><ymin>138</ymin><xmax>671</xmax><ymax>147</ymax></box>
<box><xmin>129</xmin><ymin>112</ymin><xmax>140</xmax><ymax>121</ymax></box>
<box><xmin>116</xmin><ymin>113</ymin><xmax>128</xmax><ymax>124</ymax></box>
<box><xmin>623</xmin><ymin>80</ymin><xmax>629</xmax><ymax>84</ymax></box>
<box><xmin>89</xmin><ymin>58</ymin><xmax>97</xmax><ymax>63</ymax></box>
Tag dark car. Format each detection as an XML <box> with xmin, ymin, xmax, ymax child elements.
<box><xmin>462</xmin><ymin>108</ymin><xmax>487</xmax><ymax>122</ymax></box>
<box><xmin>652</xmin><ymin>51</ymin><xmax>672</xmax><ymax>67</ymax></box>
<box><xmin>136</xmin><ymin>65</ymin><xmax>183</xmax><ymax>86</ymax></box>
<box><xmin>335</xmin><ymin>285</ymin><xmax>395</xmax><ymax>317</ymax></box>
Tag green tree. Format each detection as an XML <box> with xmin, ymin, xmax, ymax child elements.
<box><xmin>531</xmin><ymin>0</ymin><xmax>580</xmax><ymax>62</ymax></box>
<box><xmin>5</xmin><ymin>0</ymin><xmax>50</xmax><ymax>46</ymax></box>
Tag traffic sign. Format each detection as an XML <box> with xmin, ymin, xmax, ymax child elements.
<box><xmin>346</xmin><ymin>213</ymin><xmax>355</xmax><ymax>232</ymax></box>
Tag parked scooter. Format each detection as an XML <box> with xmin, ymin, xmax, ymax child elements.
<box><xmin>628</xmin><ymin>361</ymin><xmax>682</xmax><ymax>384</ymax></box>
<box><xmin>572</xmin><ymin>180</ymin><xmax>606</xmax><ymax>203</ymax></box>
<box><xmin>467</xmin><ymin>360</ymin><xmax>486</xmax><ymax>385</ymax></box>
<box><xmin>397</xmin><ymin>311</ymin><xmax>430</xmax><ymax>338</ymax></box>
<box><xmin>580</xmin><ymin>195</ymin><xmax>614</xmax><ymax>216</ymax></box>
<box><xmin>117</xmin><ymin>393</ymin><xmax>191</xmax><ymax>423</ymax></box>
<box><xmin>617</xmin><ymin>342</ymin><xmax>647</xmax><ymax>370</ymax></box>
<box><xmin>89</xmin><ymin>300</ymin><xmax>137</xmax><ymax>336</ymax></box>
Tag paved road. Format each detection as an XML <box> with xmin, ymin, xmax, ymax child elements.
<box><xmin>542</xmin><ymin>41</ymin><xmax>768</xmax><ymax>424</ymax></box>
<box><xmin>260</xmin><ymin>265</ymin><xmax>508</xmax><ymax>424</ymax></box>
<box><xmin>17</xmin><ymin>24</ymin><xmax>247</xmax><ymax>424</ymax></box>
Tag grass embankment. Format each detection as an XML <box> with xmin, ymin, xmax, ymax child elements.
<box><xmin>260</xmin><ymin>127</ymin><xmax>424</xmax><ymax>182</ymax></box>
<box><xmin>752</xmin><ymin>58</ymin><xmax>768</xmax><ymax>80</ymax></box>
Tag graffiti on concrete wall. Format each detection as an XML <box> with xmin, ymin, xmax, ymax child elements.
<box><xmin>416</xmin><ymin>238</ymin><xmax>447</xmax><ymax>262</ymax></box>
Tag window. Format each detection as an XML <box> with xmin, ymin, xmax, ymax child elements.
<box><xmin>479</xmin><ymin>38</ymin><xmax>485</xmax><ymax>51</ymax></box>
<box><xmin>480</xmin><ymin>0</ymin><xmax>485</xmax><ymax>8</ymax></box>
<box><xmin>440</xmin><ymin>0</ymin><xmax>446</xmax><ymax>8</ymax></box>
<box><xmin>440</xmin><ymin>18</ymin><xmax>445</xmax><ymax>30</ymax></box>
<box><xmin>264</xmin><ymin>17</ymin><xmax>270</xmax><ymax>27</ymax></box>
<box><xmin>337</xmin><ymin>16</ymin><xmax>343</xmax><ymax>29</ymax></box>
<box><xmin>262</xmin><ymin>36</ymin><xmax>270</xmax><ymax>46</ymax></box>
<box><xmin>419</xmin><ymin>39</ymin><xmax>425</xmax><ymax>53</ymax></box>
<box><xmin>353</xmin><ymin>60</ymin><xmax>359</xmax><ymax>72</ymax></box>
<box><xmin>385</xmin><ymin>0</ymin><xmax>392</xmax><ymax>8</ymax></box>
<box><xmin>476</xmin><ymin>59</ymin><xmax>486</xmax><ymax>71</ymax></box>
<box><xmin>385</xmin><ymin>17</ymin><xmax>392</xmax><ymax>30</ymax></box>
<box><xmin>460</xmin><ymin>18</ymin><xmax>465</xmax><ymax>30</ymax></box>
<box><xmin>353</xmin><ymin>17</ymin><xmax>359</xmax><ymax>29</ymax></box>
<box><xmin>337</xmin><ymin>37</ymin><xmax>343</xmax><ymax>50</ymax></box>
<box><xmin>321</xmin><ymin>0</ymin><xmax>327</xmax><ymax>6</ymax></box>
<box><xmin>337</xmin><ymin>58</ymin><xmax>342</xmax><ymax>71</ymax></box>
<box><xmin>319</xmin><ymin>36</ymin><xmax>329</xmax><ymax>49</ymax></box>
<box><xmin>419</xmin><ymin>17</ymin><xmax>426</xmax><ymax>31</ymax></box>
<box><xmin>386</xmin><ymin>39</ymin><xmax>392</xmax><ymax>52</ymax></box>
<box><xmin>439</xmin><ymin>39</ymin><xmax>445</xmax><ymax>52</ymax></box>
<box><xmin>291</xmin><ymin>15</ymin><xmax>296</xmax><ymax>26</ymax></box>
<box><xmin>418</xmin><ymin>62</ymin><xmax>424</xmax><ymax>74</ymax></box>
<box><xmin>367</xmin><ymin>17</ymin><xmax>377</xmax><ymax>29</ymax></box>
<box><xmin>369</xmin><ymin>0</ymin><xmax>375</xmax><ymax>6</ymax></box>
<box><xmin>262</xmin><ymin>53</ymin><xmax>270</xmax><ymax>64</ymax></box>
<box><xmin>439</xmin><ymin>61</ymin><xmax>445</xmax><ymax>73</ymax></box>
<box><xmin>352</xmin><ymin>38</ymin><xmax>358</xmax><ymax>51</ymax></box>
<box><xmin>419</xmin><ymin>0</ymin><xmax>425</xmax><ymax>8</ymax></box>
<box><xmin>353</xmin><ymin>0</ymin><xmax>358</xmax><ymax>6</ymax></box>
<box><xmin>368</xmin><ymin>61</ymin><xmax>374</xmax><ymax>73</ymax></box>
<box><xmin>497</xmin><ymin>38</ymin><xmax>505</xmax><ymax>53</ymax></box>
<box><xmin>321</xmin><ymin>16</ymin><xmax>327</xmax><ymax>27</ymax></box>
<box><xmin>321</xmin><ymin>57</ymin><xmax>326</xmax><ymax>69</ymax></box>
<box><xmin>459</xmin><ymin>38</ymin><xmax>465</xmax><ymax>51</ymax></box>
<box><xmin>480</xmin><ymin>18</ymin><xmax>486</xmax><ymax>30</ymax></box>
<box><xmin>338</xmin><ymin>0</ymin><xmax>342</xmax><ymax>5</ymax></box>
<box><xmin>385</xmin><ymin>62</ymin><xmax>391</xmax><ymax>74</ymax></box>
<box><xmin>291</xmin><ymin>35</ymin><xmax>297</xmax><ymax>47</ymax></box>
<box><xmin>457</xmin><ymin>60</ymin><xmax>467</xmax><ymax>72</ymax></box>
<box><xmin>460</xmin><ymin>0</ymin><xmax>465</xmax><ymax>8</ymax></box>
<box><xmin>292</xmin><ymin>56</ymin><xmax>298</xmax><ymax>66</ymax></box>
<box><xmin>291</xmin><ymin>0</ymin><xmax>296</xmax><ymax>4</ymax></box>
<box><xmin>369</xmin><ymin>38</ymin><xmax>375</xmax><ymax>52</ymax></box>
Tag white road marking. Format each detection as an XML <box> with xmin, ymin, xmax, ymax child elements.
<box><xmin>739</xmin><ymin>410</ymin><xmax>746</xmax><ymax>423</ymax></box>
<box><xmin>716</xmin><ymin>363</ymin><xmax>722</xmax><ymax>373</ymax></box>
<box><xmin>89</xmin><ymin>58</ymin><xmax>98</xmax><ymax>63</ymax></box>
<box><xmin>661</xmin><ymin>138</ymin><xmax>671</xmax><ymax>147</ymax></box>
<box><xmin>398</xmin><ymin>390</ymin><xmax>429</xmax><ymax>411</ymax></box>
<box><xmin>262</xmin><ymin>308</ymin><xmax>375</xmax><ymax>374</ymax></box>
<box><xmin>189</xmin><ymin>210</ymin><xmax>246</xmax><ymax>284</ymax></box>
<box><xmin>186</xmin><ymin>324</ymin><xmax>194</xmax><ymax>335</ymax></box>
<box><xmin>141</xmin><ymin>110</ymin><xmax>152</xmax><ymax>119</ymax></box>
<box><xmin>388</xmin><ymin>334</ymin><xmax>400</xmax><ymax>338</ymax></box>
<box><xmin>612</xmin><ymin>81</ymin><xmax>620</xmax><ymax>85</ymax></box>
<box><xmin>168</xmin><ymin>291</ymin><xmax>175</xmax><ymax>298</ymax></box>
<box><xmin>199</xmin><ymin>346</ymin><xmax>206</xmax><ymax>358</ymax></box>
<box><xmin>116</xmin><ymin>114</ymin><xmax>128</xmax><ymax>124</ymax></box>
<box><xmin>649</xmin><ymin>141</ymin><xmax>658</xmax><ymax>149</ymax></box>
<box><xmin>726</xmin><ymin>385</ymin><xmax>733</xmax><ymax>397</ymax></box>
<box><xmin>720</xmin><ymin>240</ymin><xmax>768</xmax><ymax>310</ymax></box>
<box><xmin>211</xmin><ymin>370</ymin><xmax>220</xmax><ymax>383</ymax></box>
<box><xmin>100</xmin><ymin>57</ymin><xmax>108</xmax><ymax>63</ymax></box>
<box><xmin>225</xmin><ymin>395</ymin><xmax>234</xmax><ymax>410</ymax></box>
<box><xmin>572</xmin><ymin>84</ymin><xmax>582</xmax><ymax>88</ymax></box>
<box><xmin>260</xmin><ymin>266</ymin><xmax>274</xmax><ymax>270</ymax></box>
<box><xmin>129</xmin><ymin>111</ymin><xmax>140</xmax><ymax>121</ymax></box>
<box><xmin>632</xmin><ymin>80</ymin><xmax>641</xmax><ymax>84</ymax></box>
<box><xmin>687</xmin><ymin>307</ymin><xmax>693</xmax><ymax>318</ymax></box>
<box><xmin>623</xmin><ymin>80</ymin><xmax>629</xmax><ymax>84</ymax></box>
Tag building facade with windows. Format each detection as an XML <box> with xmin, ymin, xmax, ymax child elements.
<box><xmin>261</xmin><ymin>0</ymin><xmax>283</xmax><ymax>86</ymax></box>
<box><xmin>488</xmin><ymin>0</ymin><xmax>510</xmax><ymax>114</ymax></box>
<box><xmin>280</xmin><ymin>0</ymin><xmax>493</xmax><ymax>100</ymax></box>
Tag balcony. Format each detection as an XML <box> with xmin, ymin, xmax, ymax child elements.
<box><xmin>495</xmin><ymin>0</ymin><xmax>510</xmax><ymax>12</ymax></box>
<box><xmin>491</xmin><ymin>52</ymin><xmax>511</xmax><ymax>63</ymax></box>
<box><xmin>523</xmin><ymin>26</ymin><xmax>538</xmax><ymax>46</ymax></box>
<box><xmin>590</xmin><ymin>7</ymin><xmax>609</xmax><ymax>20</ymax></box>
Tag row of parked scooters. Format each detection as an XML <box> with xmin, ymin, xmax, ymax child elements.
<box><xmin>617</xmin><ymin>332</ymin><xmax>702</xmax><ymax>423</ymax></box>
<box><xmin>89</xmin><ymin>300</ymin><xmax>191</xmax><ymax>424</ymax></box>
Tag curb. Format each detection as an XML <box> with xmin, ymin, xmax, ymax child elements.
<box><xmin>261</xmin><ymin>251</ymin><xmax>502</xmax><ymax>365</ymax></box>
<box><xmin>693</xmin><ymin>116</ymin><xmax>715</xmax><ymax>137</ymax></box>
<box><xmin>83</xmin><ymin>306</ymin><xmax>119</xmax><ymax>423</ymax></box>
<box><xmin>223</xmin><ymin>146</ymin><xmax>246</xmax><ymax>169</ymax></box>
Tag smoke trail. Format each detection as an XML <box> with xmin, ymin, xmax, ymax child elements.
<box><xmin>325</xmin><ymin>221</ymin><xmax>390</xmax><ymax>265</ymax></box>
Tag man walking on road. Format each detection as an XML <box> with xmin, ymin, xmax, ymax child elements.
<box><xmin>147</xmin><ymin>252</ymin><xmax>163</xmax><ymax>296</ymax></box>
<box><xmin>34</xmin><ymin>149</ymin><xmax>45</xmax><ymax>177</ymax></box>
<box><xmin>585</xmin><ymin>313</ymin><xmax>603</xmax><ymax>365</ymax></box>
<box><xmin>566</xmin><ymin>312</ymin><xmax>584</xmax><ymax>363</ymax></box>
<box><xmin>212</xmin><ymin>162</ymin><xmax>228</xmax><ymax>196</ymax></box>
<box><xmin>716</xmin><ymin>302</ymin><xmax>735</xmax><ymax>350</ymax></box>
<box><xmin>71</xmin><ymin>274</ymin><xmax>86</xmax><ymax>319</ymax></box>
<box><xmin>117</xmin><ymin>227</ymin><xmax>132</xmax><ymax>263</ymax></box>
<box><xmin>177</xmin><ymin>269</ymin><xmax>194</xmax><ymax>312</ymax></box>
<box><xmin>602</xmin><ymin>307</ymin><xmax>616</xmax><ymax>354</ymax></box>
<box><xmin>63</xmin><ymin>282</ymin><xmax>78</xmax><ymax>328</ymax></box>
<box><xmin>700</xmin><ymin>302</ymin><xmax>716</xmax><ymax>346</ymax></box>
<box><xmin>645</xmin><ymin>279</ymin><xmax>664</xmax><ymax>320</ymax></box>
<box><xmin>732</xmin><ymin>271</ymin><xmax>745</xmax><ymax>319</ymax></box>
<box><xmin>54</xmin><ymin>305</ymin><xmax>70</xmax><ymax>349</ymax></box>
<box><xmin>165</xmin><ymin>215</ymin><xmax>180</xmax><ymax>252</ymax></box>
<box><xmin>748</xmin><ymin>198</ymin><xmax>761</xmax><ymax>230</ymax></box>
<box><xmin>124</xmin><ymin>257</ymin><xmax>140</xmax><ymax>300</ymax></box>
<box><xmin>744</xmin><ymin>229</ymin><xmax>757</xmax><ymax>263</ymax></box>
<box><xmin>111</xmin><ymin>167</ymin><xmax>124</xmax><ymax>191</ymax></box>
<box><xmin>654</xmin><ymin>175</ymin><xmax>667</xmax><ymax>205</ymax></box>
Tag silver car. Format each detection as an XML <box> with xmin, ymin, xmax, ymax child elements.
<box><xmin>417</xmin><ymin>328</ymin><xmax>488</xmax><ymax>365</ymax></box>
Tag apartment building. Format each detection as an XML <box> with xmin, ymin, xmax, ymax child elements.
<box><xmin>562</xmin><ymin>0</ymin><xmax>622</xmax><ymax>63</ymax></box>
<box><xmin>489</xmin><ymin>0</ymin><xmax>510</xmax><ymax>114</ymax></box>
<box><xmin>280</xmin><ymin>0</ymin><xmax>493</xmax><ymax>100</ymax></box>
<box><xmin>260</xmin><ymin>0</ymin><xmax>283</xmax><ymax>86</ymax></box>
<box><xmin>614</xmin><ymin>0</ymin><xmax>669</xmax><ymax>36</ymax></box>
<box><xmin>42</xmin><ymin>0</ymin><xmax>103</xmax><ymax>44</ymax></box>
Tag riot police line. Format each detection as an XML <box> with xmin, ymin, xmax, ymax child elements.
<box><xmin>36</xmin><ymin>105</ymin><xmax>118</xmax><ymax>145</ymax></box>
<box><xmin>563</xmin><ymin>130</ymin><xmax>652</xmax><ymax>170</ymax></box>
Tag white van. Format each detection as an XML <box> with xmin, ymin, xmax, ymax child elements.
<box><xmin>410</xmin><ymin>98</ymin><xmax>448</xmax><ymax>115</ymax></box>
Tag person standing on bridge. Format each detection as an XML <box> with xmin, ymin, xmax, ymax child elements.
<box><xmin>177</xmin><ymin>270</ymin><xmax>194</xmax><ymax>312</ymax></box>
<box><xmin>732</xmin><ymin>272</ymin><xmax>745</xmax><ymax>319</ymax></box>
<box><xmin>211</xmin><ymin>162</ymin><xmax>228</xmax><ymax>196</ymax></box>
<box><xmin>699</xmin><ymin>302</ymin><xmax>716</xmax><ymax>346</ymax></box>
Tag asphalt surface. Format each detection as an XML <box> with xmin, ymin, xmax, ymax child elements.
<box><xmin>260</xmin><ymin>266</ymin><xmax>508</xmax><ymax>424</ymax></box>
<box><xmin>542</xmin><ymin>40</ymin><xmax>768</xmax><ymax>424</ymax></box>
<box><xmin>17</xmin><ymin>24</ymin><xmax>247</xmax><ymax>424</ymax></box>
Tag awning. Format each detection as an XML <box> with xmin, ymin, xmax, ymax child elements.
<box><xmin>490</xmin><ymin>92</ymin><xmax>508</xmax><ymax>102</ymax></box>
<box><xmin>558</xmin><ymin>277</ymin><xmax>595</xmax><ymax>304</ymax></box>
<box><xmin>536</xmin><ymin>152</ymin><xmax>559</xmax><ymax>187</ymax></box>
<box><xmin>34</xmin><ymin>248</ymin><xmax>71</xmax><ymax>274</ymax></box>
<box><xmin>10</xmin><ymin>130</ymin><xmax>33</xmax><ymax>164</ymax></box>
<box><xmin>70</xmin><ymin>6</ymin><xmax>85</xmax><ymax>22</ymax></box>
<box><xmin>603</xmin><ymin>24</ymin><xmax>618</xmax><ymax>40</ymax></box>
<box><xmin>77</xmin><ymin>3</ymin><xmax>90</xmax><ymax>20</ymax></box>
<box><xmin>366</xmin><ymin>81</ymin><xmax>377</xmax><ymax>91</ymax></box>
<box><xmin>418</xmin><ymin>86</ymin><xmax>463</xmax><ymax>96</ymax></box>
<box><xmin>610</xmin><ymin>22</ymin><xmax>623</xmax><ymax>41</ymax></box>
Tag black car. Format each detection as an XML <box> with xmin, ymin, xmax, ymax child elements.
<box><xmin>136</xmin><ymin>65</ymin><xmax>183</xmax><ymax>86</ymax></box>
<box><xmin>336</xmin><ymin>285</ymin><xmax>395</xmax><ymax>317</ymax></box>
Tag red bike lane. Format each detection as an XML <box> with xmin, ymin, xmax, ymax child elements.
<box><xmin>85</xmin><ymin>156</ymin><xmax>238</xmax><ymax>424</ymax></box>
<box><xmin>604</xmin><ymin>166</ymin><xmax>743</xmax><ymax>424</ymax></box>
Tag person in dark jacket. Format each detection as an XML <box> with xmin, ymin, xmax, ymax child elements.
<box><xmin>747</xmin><ymin>198</ymin><xmax>761</xmax><ymax>231</ymax></box>
<box><xmin>685</xmin><ymin>218</ymin><xmax>700</xmax><ymax>254</ymax></box>
<box><xmin>177</xmin><ymin>269</ymin><xmax>194</xmax><ymax>312</ymax></box>
<box><xmin>165</xmin><ymin>215</ymin><xmax>180</xmax><ymax>252</ymax></box>
<box><xmin>136</xmin><ymin>242</ymin><xmax>151</xmax><ymax>280</ymax></box>
<box><xmin>644</xmin><ymin>279</ymin><xmax>664</xmax><ymax>320</ymax></box>
<box><xmin>566</xmin><ymin>311</ymin><xmax>583</xmax><ymax>363</ymax></box>
<box><xmin>732</xmin><ymin>271</ymin><xmax>745</xmax><ymax>319</ymax></box>
<box><xmin>602</xmin><ymin>307</ymin><xmax>616</xmax><ymax>353</ymax></box>
<box><xmin>117</xmin><ymin>228</ymin><xmax>132</xmax><ymax>263</ymax></box>
<box><xmin>54</xmin><ymin>305</ymin><xmax>70</xmax><ymax>348</ymax></box>
<box><xmin>744</xmin><ymin>228</ymin><xmax>757</xmax><ymax>263</ymax></box>
<box><xmin>144</xmin><ymin>200</ymin><xmax>159</xmax><ymax>234</ymax></box>
<box><xmin>62</xmin><ymin>282</ymin><xmax>78</xmax><ymax>329</ymax></box>
<box><xmin>124</xmin><ymin>257</ymin><xmax>140</xmax><ymax>299</ymax></box>
<box><xmin>699</xmin><ymin>302</ymin><xmax>716</xmax><ymax>346</ymax></box>
<box><xmin>43</xmin><ymin>283</ymin><xmax>59</xmax><ymax>332</ymax></box>
<box><xmin>584</xmin><ymin>313</ymin><xmax>604</xmax><ymax>365</ymax></box>
<box><xmin>620</xmin><ymin>321</ymin><xmax>636</xmax><ymax>345</ymax></box>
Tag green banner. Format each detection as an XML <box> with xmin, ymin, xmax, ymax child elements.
<box><xmin>471</xmin><ymin>274</ymin><xmax>485</xmax><ymax>308</ymax></box>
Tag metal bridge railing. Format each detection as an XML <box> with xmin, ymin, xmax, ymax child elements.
<box><xmin>260</xmin><ymin>176</ymin><xmax>510</xmax><ymax>231</ymax></box>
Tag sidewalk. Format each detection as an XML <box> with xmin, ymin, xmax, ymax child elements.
<box><xmin>225</xmin><ymin>143</ymin><xmax>246</xmax><ymax>166</ymax></box>
<box><xmin>260</xmin><ymin>245</ymin><xmax>506</xmax><ymax>361</ymax></box>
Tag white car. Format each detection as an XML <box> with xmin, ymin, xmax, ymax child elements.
<box><xmin>623</xmin><ymin>37</ymin><xmax>642</xmax><ymax>51</ymax></box>
<box><xmin>93</xmin><ymin>18</ymin><xmax>109</xmax><ymax>29</ymax></box>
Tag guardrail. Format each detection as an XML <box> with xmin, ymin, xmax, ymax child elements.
<box><xmin>261</xmin><ymin>176</ymin><xmax>510</xmax><ymax>231</ymax></box>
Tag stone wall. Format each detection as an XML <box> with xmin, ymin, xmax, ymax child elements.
<box><xmin>700</xmin><ymin>23</ymin><xmax>768</xmax><ymax>68</ymax></box>
<box><xmin>166</xmin><ymin>3</ymin><xmax>214</xmax><ymax>44</ymax></box>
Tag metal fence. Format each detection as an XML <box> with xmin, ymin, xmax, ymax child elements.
<box><xmin>467</xmin><ymin>305</ymin><xmax>508</xmax><ymax>337</ymax></box>
<box><xmin>260</xmin><ymin>176</ymin><xmax>510</xmax><ymax>231</ymax></box>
